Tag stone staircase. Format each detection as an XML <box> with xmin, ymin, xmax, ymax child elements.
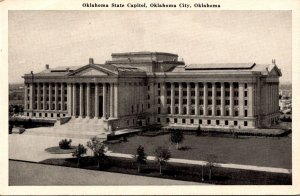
<box><xmin>24</xmin><ymin>117</ymin><xmax>108</xmax><ymax>139</ymax></box>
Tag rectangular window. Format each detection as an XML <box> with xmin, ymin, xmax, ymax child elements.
<box><xmin>167</xmin><ymin>91</ymin><xmax>171</xmax><ymax>96</ymax></box>
<box><xmin>157</xmin><ymin>118</ymin><xmax>160</xmax><ymax>123</ymax></box>
<box><xmin>216</xmin><ymin>91</ymin><xmax>221</xmax><ymax>97</ymax></box>
<box><xmin>244</xmin><ymin>121</ymin><xmax>248</xmax><ymax>126</ymax></box>
<box><xmin>216</xmin><ymin>120</ymin><xmax>220</xmax><ymax>125</ymax></box>
<box><xmin>174</xmin><ymin>118</ymin><xmax>177</xmax><ymax>123</ymax></box>
<box><xmin>158</xmin><ymin>83</ymin><xmax>160</xmax><ymax>88</ymax></box>
<box><xmin>216</xmin><ymin>110</ymin><xmax>221</xmax><ymax>116</ymax></box>
<box><xmin>244</xmin><ymin>100</ymin><xmax>248</xmax><ymax>106</ymax></box>
<box><xmin>244</xmin><ymin>91</ymin><xmax>248</xmax><ymax>97</ymax></box>
<box><xmin>208</xmin><ymin>99</ymin><xmax>212</xmax><ymax>105</ymax></box>
<box><xmin>158</xmin><ymin>98</ymin><xmax>161</xmax><ymax>104</ymax></box>
<box><xmin>225</xmin><ymin>91</ymin><xmax>230</xmax><ymax>97</ymax></box>
<box><xmin>199</xmin><ymin>91</ymin><xmax>204</xmax><ymax>96</ymax></box>
<box><xmin>244</xmin><ymin>83</ymin><xmax>248</xmax><ymax>89</ymax></box>
<box><xmin>183</xmin><ymin>91</ymin><xmax>187</xmax><ymax>96</ymax></box>
<box><xmin>158</xmin><ymin>107</ymin><xmax>161</xmax><ymax>114</ymax></box>
<box><xmin>226</xmin><ymin>110</ymin><xmax>230</xmax><ymax>116</ymax></box>
<box><xmin>175</xmin><ymin>99</ymin><xmax>179</xmax><ymax>104</ymax></box>
<box><xmin>225</xmin><ymin>100</ymin><xmax>230</xmax><ymax>105</ymax></box>
<box><xmin>148</xmin><ymin>104</ymin><xmax>150</xmax><ymax>109</ymax></box>
<box><xmin>244</xmin><ymin>110</ymin><xmax>248</xmax><ymax>117</ymax></box>
<box><xmin>207</xmin><ymin>120</ymin><xmax>211</xmax><ymax>125</ymax></box>
<box><xmin>199</xmin><ymin>119</ymin><xmax>202</xmax><ymax>124</ymax></box>
<box><xmin>208</xmin><ymin>91</ymin><xmax>212</xmax><ymax>97</ymax></box>
<box><xmin>182</xmin><ymin>119</ymin><xmax>186</xmax><ymax>124</ymax></box>
<box><xmin>183</xmin><ymin>99</ymin><xmax>187</xmax><ymax>104</ymax></box>
<box><xmin>235</xmin><ymin>110</ymin><xmax>239</xmax><ymax>116</ymax></box>
<box><xmin>216</xmin><ymin>100</ymin><xmax>221</xmax><ymax>105</ymax></box>
<box><xmin>191</xmin><ymin>99</ymin><xmax>195</xmax><ymax>104</ymax></box>
<box><xmin>234</xmin><ymin>100</ymin><xmax>239</xmax><ymax>105</ymax></box>
<box><xmin>234</xmin><ymin>121</ymin><xmax>238</xmax><ymax>126</ymax></box>
<box><xmin>225</xmin><ymin>120</ymin><xmax>228</xmax><ymax>125</ymax></box>
<box><xmin>166</xmin><ymin>118</ymin><xmax>170</xmax><ymax>123</ymax></box>
<box><xmin>158</xmin><ymin>90</ymin><xmax>161</xmax><ymax>96</ymax></box>
<box><xmin>191</xmin><ymin>91</ymin><xmax>195</xmax><ymax>96</ymax></box>
<box><xmin>199</xmin><ymin>99</ymin><xmax>203</xmax><ymax>105</ymax></box>
<box><xmin>234</xmin><ymin>91</ymin><xmax>239</xmax><ymax>97</ymax></box>
<box><xmin>191</xmin><ymin>119</ymin><xmax>194</xmax><ymax>124</ymax></box>
<box><xmin>167</xmin><ymin>99</ymin><xmax>171</xmax><ymax>104</ymax></box>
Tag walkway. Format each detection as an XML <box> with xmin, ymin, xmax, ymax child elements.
<box><xmin>106</xmin><ymin>152</ymin><xmax>291</xmax><ymax>174</ymax></box>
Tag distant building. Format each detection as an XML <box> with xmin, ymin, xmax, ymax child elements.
<box><xmin>23</xmin><ymin>52</ymin><xmax>282</xmax><ymax>131</ymax></box>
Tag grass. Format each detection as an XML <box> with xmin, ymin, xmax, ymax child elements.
<box><xmin>106</xmin><ymin>134</ymin><xmax>291</xmax><ymax>169</ymax></box>
<box><xmin>39</xmin><ymin>156</ymin><xmax>292</xmax><ymax>185</ymax></box>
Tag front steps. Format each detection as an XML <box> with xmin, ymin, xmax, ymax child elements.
<box><xmin>24</xmin><ymin>117</ymin><xmax>108</xmax><ymax>139</ymax></box>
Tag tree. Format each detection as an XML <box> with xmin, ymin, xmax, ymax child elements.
<box><xmin>134</xmin><ymin>145</ymin><xmax>147</xmax><ymax>173</ymax></box>
<box><xmin>72</xmin><ymin>144</ymin><xmax>87</xmax><ymax>167</ymax></box>
<box><xmin>170</xmin><ymin>130</ymin><xmax>184</xmax><ymax>149</ymax></box>
<box><xmin>206</xmin><ymin>154</ymin><xmax>219</xmax><ymax>181</ymax></box>
<box><xmin>87</xmin><ymin>136</ymin><xmax>107</xmax><ymax>169</ymax></box>
<box><xmin>154</xmin><ymin>146</ymin><xmax>171</xmax><ymax>174</ymax></box>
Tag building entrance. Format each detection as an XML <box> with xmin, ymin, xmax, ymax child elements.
<box><xmin>99</xmin><ymin>96</ymin><xmax>103</xmax><ymax>117</ymax></box>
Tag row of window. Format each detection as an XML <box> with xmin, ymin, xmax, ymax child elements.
<box><xmin>157</xmin><ymin>117</ymin><xmax>249</xmax><ymax>127</ymax></box>
<box><xmin>158</xmin><ymin>107</ymin><xmax>249</xmax><ymax>117</ymax></box>
<box><xmin>28</xmin><ymin>96</ymin><xmax>68</xmax><ymax>102</ymax></box>
<box><xmin>27</xmin><ymin>112</ymin><xmax>67</xmax><ymax>118</ymax></box>
<box><xmin>161</xmin><ymin>99</ymin><xmax>248</xmax><ymax>106</ymax></box>
<box><xmin>158</xmin><ymin>82</ymin><xmax>249</xmax><ymax>89</ymax></box>
<box><xmin>27</xmin><ymin>103</ymin><xmax>68</xmax><ymax>110</ymax></box>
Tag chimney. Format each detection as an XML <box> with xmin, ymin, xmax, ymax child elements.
<box><xmin>45</xmin><ymin>64</ymin><xmax>49</xmax><ymax>69</ymax></box>
<box><xmin>272</xmin><ymin>59</ymin><xmax>276</xmax><ymax>65</ymax></box>
<box><xmin>89</xmin><ymin>58</ymin><xmax>94</xmax><ymax>64</ymax></box>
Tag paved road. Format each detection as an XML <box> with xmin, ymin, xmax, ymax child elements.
<box><xmin>9</xmin><ymin>160</ymin><xmax>203</xmax><ymax>185</ymax></box>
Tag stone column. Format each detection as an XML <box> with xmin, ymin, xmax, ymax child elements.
<box><xmin>54</xmin><ymin>83</ymin><xmax>58</xmax><ymax>110</ymax></box>
<box><xmin>24</xmin><ymin>84</ymin><xmax>28</xmax><ymax>110</ymax></box>
<box><xmin>229</xmin><ymin>82</ymin><xmax>234</xmax><ymax>116</ymax></box>
<box><xmin>61</xmin><ymin>83</ymin><xmax>64</xmax><ymax>111</ymax></box>
<box><xmin>29</xmin><ymin>83</ymin><xmax>34</xmax><ymax>110</ymax></box>
<box><xmin>248</xmin><ymin>83</ymin><xmax>253</xmax><ymax>117</ymax></box>
<box><xmin>170</xmin><ymin>83</ymin><xmax>175</xmax><ymax>114</ymax></box>
<box><xmin>67</xmin><ymin>83</ymin><xmax>72</xmax><ymax>116</ymax></box>
<box><xmin>212</xmin><ymin>82</ymin><xmax>216</xmax><ymax>116</ymax></box>
<box><xmin>86</xmin><ymin>83</ymin><xmax>91</xmax><ymax>118</ymax></box>
<box><xmin>49</xmin><ymin>84</ymin><xmax>52</xmax><ymax>110</ymax></box>
<box><xmin>102</xmin><ymin>83</ymin><xmax>106</xmax><ymax>119</ymax></box>
<box><xmin>43</xmin><ymin>83</ymin><xmax>46</xmax><ymax>110</ymax></box>
<box><xmin>203</xmin><ymin>83</ymin><xmax>208</xmax><ymax>116</ymax></box>
<box><xmin>221</xmin><ymin>82</ymin><xmax>225</xmax><ymax>116</ymax></box>
<box><xmin>187</xmin><ymin>83</ymin><xmax>191</xmax><ymax>115</ymax></box>
<box><xmin>95</xmin><ymin>83</ymin><xmax>99</xmax><ymax>118</ymax></box>
<box><xmin>37</xmin><ymin>83</ymin><xmax>41</xmax><ymax>110</ymax></box>
<box><xmin>179</xmin><ymin>82</ymin><xmax>183</xmax><ymax>114</ymax></box>
<box><xmin>114</xmin><ymin>83</ymin><xmax>119</xmax><ymax>118</ymax></box>
<box><xmin>72</xmin><ymin>84</ymin><xmax>77</xmax><ymax>116</ymax></box>
<box><xmin>239</xmin><ymin>82</ymin><xmax>244</xmax><ymax>117</ymax></box>
<box><xmin>110</xmin><ymin>83</ymin><xmax>114</xmax><ymax>118</ymax></box>
<box><xmin>195</xmin><ymin>83</ymin><xmax>199</xmax><ymax>115</ymax></box>
<box><xmin>79</xmin><ymin>83</ymin><xmax>84</xmax><ymax>117</ymax></box>
<box><xmin>161</xmin><ymin>82</ymin><xmax>167</xmax><ymax>114</ymax></box>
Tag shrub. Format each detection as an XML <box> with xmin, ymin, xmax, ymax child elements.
<box><xmin>72</xmin><ymin>144</ymin><xmax>87</xmax><ymax>167</ymax></box>
<box><xmin>134</xmin><ymin>145</ymin><xmax>147</xmax><ymax>172</ymax></box>
<box><xmin>59</xmin><ymin>139</ymin><xmax>72</xmax><ymax>149</ymax></box>
<box><xmin>170</xmin><ymin>130</ymin><xmax>184</xmax><ymax>149</ymax></box>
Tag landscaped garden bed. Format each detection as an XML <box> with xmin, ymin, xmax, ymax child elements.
<box><xmin>39</xmin><ymin>156</ymin><xmax>291</xmax><ymax>185</ymax></box>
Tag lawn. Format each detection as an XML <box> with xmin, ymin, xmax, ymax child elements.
<box><xmin>106</xmin><ymin>134</ymin><xmax>291</xmax><ymax>169</ymax></box>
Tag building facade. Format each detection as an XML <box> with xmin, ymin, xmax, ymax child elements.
<box><xmin>23</xmin><ymin>52</ymin><xmax>282</xmax><ymax>131</ymax></box>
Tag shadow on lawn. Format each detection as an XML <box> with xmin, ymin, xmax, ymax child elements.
<box><xmin>39</xmin><ymin>156</ymin><xmax>292</xmax><ymax>185</ymax></box>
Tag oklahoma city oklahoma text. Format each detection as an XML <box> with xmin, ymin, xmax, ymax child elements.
<box><xmin>82</xmin><ymin>2</ymin><xmax>221</xmax><ymax>8</ymax></box>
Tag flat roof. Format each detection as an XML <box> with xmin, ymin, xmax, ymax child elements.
<box><xmin>111</xmin><ymin>51</ymin><xmax>178</xmax><ymax>57</ymax></box>
<box><xmin>186</xmin><ymin>63</ymin><xmax>256</xmax><ymax>70</ymax></box>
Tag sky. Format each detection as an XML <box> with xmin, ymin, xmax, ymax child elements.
<box><xmin>8</xmin><ymin>10</ymin><xmax>291</xmax><ymax>83</ymax></box>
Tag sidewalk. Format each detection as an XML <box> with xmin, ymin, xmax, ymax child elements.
<box><xmin>106</xmin><ymin>152</ymin><xmax>291</xmax><ymax>174</ymax></box>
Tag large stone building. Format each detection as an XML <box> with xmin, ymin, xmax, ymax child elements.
<box><xmin>23</xmin><ymin>52</ymin><xmax>282</xmax><ymax>131</ymax></box>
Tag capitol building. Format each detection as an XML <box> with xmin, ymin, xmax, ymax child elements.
<box><xmin>23</xmin><ymin>52</ymin><xmax>281</xmax><ymax>131</ymax></box>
